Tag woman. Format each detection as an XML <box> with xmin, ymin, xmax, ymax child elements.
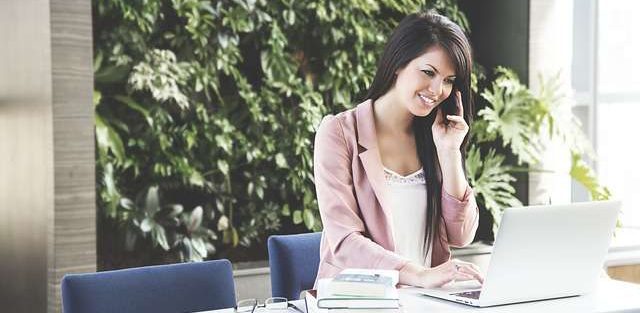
<box><xmin>313</xmin><ymin>11</ymin><xmax>484</xmax><ymax>288</ymax></box>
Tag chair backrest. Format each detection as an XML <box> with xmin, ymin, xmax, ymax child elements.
<box><xmin>268</xmin><ymin>232</ymin><xmax>322</xmax><ymax>300</ymax></box>
<box><xmin>61</xmin><ymin>259</ymin><xmax>236</xmax><ymax>313</ymax></box>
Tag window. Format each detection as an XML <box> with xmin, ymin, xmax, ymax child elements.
<box><xmin>573</xmin><ymin>0</ymin><xmax>640</xmax><ymax>228</ymax></box>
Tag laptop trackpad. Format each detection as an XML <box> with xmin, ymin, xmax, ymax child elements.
<box><xmin>420</xmin><ymin>280</ymin><xmax>483</xmax><ymax>297</ymax></box>
<box><xmin>440</xmin><ymin>280</ymin><xmax>483</xmax><ymax>293</ymax></box>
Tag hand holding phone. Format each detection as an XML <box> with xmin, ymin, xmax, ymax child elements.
<box><xmin>432</xmin><ymin>89</ymin><xmax>469</xmax><ymax>153</ymax></box>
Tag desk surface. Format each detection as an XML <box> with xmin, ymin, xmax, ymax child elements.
<box><xmin>398</xmin><ymin>278</ymin><xmax>640</xmax><ymax>313</ymax></box>
<box><xmin>205</xmin><ymin>278</ymin><xmax>640</xmax><ymax>313</ymax></box>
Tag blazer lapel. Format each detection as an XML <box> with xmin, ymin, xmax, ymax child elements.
<box><xmin>359</xmin><ymin>150</ymin><xmax>390</xmax><ymax>217</ymax></box>
<box><xmin>356</xmin><ymin>100</ymin><xmax>394</xmax><ymax>241</ymax></box>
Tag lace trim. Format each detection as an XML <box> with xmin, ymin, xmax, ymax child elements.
<box><xmin>383</xmin><ymin>167</ymin><xmax>425</xmax><ymax>185</ymax></box>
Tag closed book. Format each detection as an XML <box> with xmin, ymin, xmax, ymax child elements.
<box><xmin>316</xmin><ymin>278</ymin><xmax>400</xmax><ymax>309</ymax></box>
<box><xmin>305</xmin><ymin>289</ymin><xmax>399</xmax><ymax>313</ymax></box>
<box><xmin>328</xmin><ymin>273</ymin><xmax>392</xmax><ymax>297</ymax></box>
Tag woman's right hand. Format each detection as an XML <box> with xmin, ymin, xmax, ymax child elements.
<box><xmin>400</xmin><ymin>259</ymin><xmax>484</xmax><ymax>288</ymax></box>
<box><xmin>418</xmin><ymin>259</ymin><xmax>484</xmax><ymax>288</ymax></box>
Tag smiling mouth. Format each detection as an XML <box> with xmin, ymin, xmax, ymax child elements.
<box><xmin>418</xmin><ymin>93</ymin><xmax>437</xmax><ymax>106</ymax></box>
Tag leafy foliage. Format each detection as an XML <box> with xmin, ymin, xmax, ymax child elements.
<box><xmin>570</xmin><ymin>153</ymin><xmax>611</xmax><ymax>201</ymax></box>
<box><xmin>476</xmin><ymin>67</ymin><xmax>545</xmax><ymax>165</ymax></box>
<box><xmin>466</xmin><ymin>146</ymin><xmax>522</xmax><ymax>233</ymax></box>
<box><xmin>94</xmin><ymin>0</ymin><xmax>441</xmax><ymax>264</ymax></box>
<box><xmin>469</xmin><ymin>67</ymin><xmax>610</xmax><ymax>230</ymax></box>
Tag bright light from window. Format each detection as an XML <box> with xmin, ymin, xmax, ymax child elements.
<box><xmin>598</xmin><ymin>0</ymin><xmax>640</xmax><ymax>94</ymax></box>
<box><xmin>597</xmin><ymin>0</ymin><xmax>640</xmax><ymax>228</ymax></box>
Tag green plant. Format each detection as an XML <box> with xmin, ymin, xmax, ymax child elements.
<box><xmin>119</xmin><ymin>186</ymin><xmax>219</xmax><ymax>261</ymax></box>
<box><xmin>468</xmin><ymin>67</ymin><xmax>610</xmax><ymax>233</ymax></box>
<box><xmin>94</xmin><ymin>0</ymin><xmax>450</xmax><ymax>264</ymax></box>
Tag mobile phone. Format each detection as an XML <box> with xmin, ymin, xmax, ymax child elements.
<box><xmin>440</xmin><ymin>86</ymin><xmax>459</xmax><ymax>122</ymax></box>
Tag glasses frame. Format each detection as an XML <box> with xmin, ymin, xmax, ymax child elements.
<box><xmin>235</xmin><ymin>297</ymin><xmax>289</xmax><ymax>312</ymax></box>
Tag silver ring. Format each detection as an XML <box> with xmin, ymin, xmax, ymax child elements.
<box><xmin>455</xmin><ymin>264</ymin><xmax>461</xmax><ymax>271</ymax></box>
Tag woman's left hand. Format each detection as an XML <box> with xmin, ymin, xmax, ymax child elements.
<box><xmin>432</xmin><ymin>90</ymin><xmax>469</xmax><ymax>153</ymax></box>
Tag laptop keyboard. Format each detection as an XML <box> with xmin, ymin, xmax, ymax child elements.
<box><xmin>453</xmin><ymin>290</ymin><xmax>481</xmax><ymax>299</ymax></box>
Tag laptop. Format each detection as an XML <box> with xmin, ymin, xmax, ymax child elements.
<box><xmin>419</xmin><ymin>200</ymin><xmax>621</xmax><ymax>307</ymax></box>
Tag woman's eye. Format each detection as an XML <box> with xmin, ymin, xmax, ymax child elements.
<box><xmin>421</xmin><ymin>69</ymin><xmax>435</xmax><ymax>77</ymax></box>
<box><xmin>444</xmin><ymin>78</ymin><xmax>455</xmax><ymax>85</ymax></box>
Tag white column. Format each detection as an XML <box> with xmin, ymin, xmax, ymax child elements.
<box><xmin>528</xmin><ymin>0</ymin><xmax>575</xmax><ymax>205</ymax></box>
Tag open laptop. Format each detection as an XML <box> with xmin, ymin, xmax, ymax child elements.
<box><xmin>419</xmin><ymin>200</ymin><xmax>621</xmax><ymax>307</ymax></box>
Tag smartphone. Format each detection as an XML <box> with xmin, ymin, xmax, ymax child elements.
<box><xmin>440</xmin><ymin>86</ymin><xmax>459</xmax><ymax>123</ymax></box>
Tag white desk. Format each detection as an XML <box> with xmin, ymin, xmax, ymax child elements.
<box><xmin>205</xmin><ymin>278</ymin><xmax>640</xmax><ymax>313</ymax></box>
<box><xmin>398</xmin><ymin>278</ymin><xmax>640</xmax><ymax>312</ymax></box>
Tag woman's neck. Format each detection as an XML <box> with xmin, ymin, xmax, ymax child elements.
<box><xmin>372</xmin><ymin>91</ymin><xmax>414</xmax><ymax>136</ymax></box>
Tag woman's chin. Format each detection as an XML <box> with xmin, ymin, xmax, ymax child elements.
<box><xmin>410</xmin><ymin>102</ymin><xmax>435</xmax><ymax>117</ymax></box>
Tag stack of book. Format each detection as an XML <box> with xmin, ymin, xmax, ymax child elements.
<box><xmin>305</xmin><ymin>269</ymin><xmax>400</xmax><ymax>313</ymax></box>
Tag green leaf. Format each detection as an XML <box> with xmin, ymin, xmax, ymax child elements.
<box><xmin>570</xmin><ymin>153</ymin><xmax>611</xmax><ymax>201</ymax></box>
<box><xmin>275</xmin><ymin>153</ymin><xmax>288</xmax><ymax>168</ymax></box>
<box><xmin>188</xmin><ymin>206</ymin><xmax>203</xmax><ymax>232</ymax></box>
<box><xmin>191</xmin><ymin>237</ymin><xmax>207</xmax><ymax>258</ymax></box>
<box><xmin>284</xmin><ymin>9</ymin><xmax>295</xmax><ymax>25</ymax></box>
<box><xmin>93</xmin><ymin>90</ymin><xmax>102</xmax><ymax>107</ymax></box>
<box><xmin>140</xmin><ymin>218</ymin><xmax>154</xmax><ymax>232</ymax></box>
<box><xmin>223</xmin><ymin>227</ymin><xmax>239</xmax><ymax>247</ymax></box>
<box><xmin>166</xmin><ymin>204</ymin><xmax>184</xmax><ymax>218</ymax></box>
<box><xmin>182</xmin><ymin>237</ymin><xmax>193</xmax><ymax>260</ymax></box>
<box><xmin>95</xmin><ymin>115</ymin><xmax>126</xmax><ymax>162</ymax></box>
<box><xmin>303</xmin><ymin>209</ymin><xmax>315</xmax><ymax>229</ymax></box>
<box><xmin>120</xmin><ymin>198</ymin><xmax>135</xmax><ymax>210</ymax></box>
<box><xmin>256</xmin><ymin>186</ymin><xmax>264</xmax><ymax>199</ymax></box>
<box><xmin>93</xmin><ymin>50</ymin><xmax>103</xmax><ymax>73</ymax></box>
<box><xmin>145</xmin><ymin>186</ymin><xmax>160</xmax><ymax>215</ymax></box>
<box><xmin>281</xmin><ymin>203</ymin><xmax>290</xmax><ymax>216</ymax></box>
<box><xmin>153</xmin><ymin>224</ymin><xmax>170</xmax><ymax>250</ymax></box>
<box><xmin>100</xmin><ymin>163</ymin><xmax>120</xmax><ymax>218</ymax></box>
<box><xmin>217</xmin><ymin>215</ymin><xmax>229</xmax><ymax>231</ymax></box>
<box><xmin>217</xmin><ymin>159</ymin><xmax>229</xmax><ymax>175</ymax></box>
<box><xmin>292</xmin><ymin>210</ymin><xmax>302</xmax><ymax>224</ymax></box>
<box><xmin>231</xmin><ymin>227</ymin><xmax>239</xmax><ymax>246</ymax></box>
<box><xmin>94</xmin><ymin>64</ymin><xmax>130</xmax><ymax>83</ymax></box>
<box><xmin>189</xmin><ymin>171</ymin><xmax>205</xmax><ymax>187</ymax></box>
<box><xmin>114</xmin><ymin>95</ymin><xmax>153</xmax><ymax>127</ymax></box>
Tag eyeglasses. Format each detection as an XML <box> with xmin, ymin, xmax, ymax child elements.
<box><xmin>235</xmin><ymin>297</ymin><xmax>292</xmax><ymax>313</ymax></box>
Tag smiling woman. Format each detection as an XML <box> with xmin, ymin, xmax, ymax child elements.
<box><xmin>313</xmin><ymin>11</ymin><xmax>482</xmax><ymax>290</ymax></box>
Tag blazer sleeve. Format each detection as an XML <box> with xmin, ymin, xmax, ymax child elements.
<box><xmin>441</xmin><ymin>186</ymin><xmax>479</xmax><ymax>247</ymax></box>
<box><xmin>314</xmin><ymin>115</ymin><xmax>410</xmax><ymax>270</ymax></box>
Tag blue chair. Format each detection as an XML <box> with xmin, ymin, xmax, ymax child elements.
<box><xmin>268</xmin><ymin>232</ymin><xmax>322</xmax><ymax>300</ymax></box>
<box><xmin>61</xmin><ymin>259</ymin><xmax>236</xmax><ymax>313</ymax></box>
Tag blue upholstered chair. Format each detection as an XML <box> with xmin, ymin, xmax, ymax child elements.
<box><xmin>61</xmin><ymin>259</ymin><xmax>236</xmax><ymax>313</ymax></box>
<box><xmin>268</xmin><ymin>232</ymin><xmax>322</xmax><ymax>300</ymax></box>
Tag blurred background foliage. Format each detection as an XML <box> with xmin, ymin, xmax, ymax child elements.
<box><xmin>93</xmin><ymin>0</ymin><xmax>608</xmax><ymax>268</ymax></box>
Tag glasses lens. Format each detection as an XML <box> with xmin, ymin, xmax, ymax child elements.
<box><xmin>236</xmin><ymin>299</ymin><xmax>257</xmax><ymax>312</ymax></box>
<box><xmin>264</xmin><ymin>297</ymin><xmax>288</xmax><ymax>310</ymax></box>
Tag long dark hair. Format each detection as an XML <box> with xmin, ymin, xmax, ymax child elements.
<box><xmin>364</xmin><ymin>11</ymin><xmax>474</xmax><ymax>261</ymax></box>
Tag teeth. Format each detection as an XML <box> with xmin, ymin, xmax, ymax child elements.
<box><xmin>419</xmin><ymin>94</ymin><xmax>435</xmax><ymax>104</ymax></box>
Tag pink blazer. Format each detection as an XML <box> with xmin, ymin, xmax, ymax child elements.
<box><xmin>313</xmin><ymin>99</ymin><xmax>479</xmax><ymax>283</ymax></box>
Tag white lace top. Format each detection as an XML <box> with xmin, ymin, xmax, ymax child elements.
<box><xmin>384</xmin><ymin>166</ymin><xmax>432</xmax><ymax>267</ymax></box>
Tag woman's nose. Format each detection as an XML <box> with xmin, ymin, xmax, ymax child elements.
<box><xmin>427</xmin><ymin>79</ymin><xmax>443</xmax><ymax>97</ymax></box>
